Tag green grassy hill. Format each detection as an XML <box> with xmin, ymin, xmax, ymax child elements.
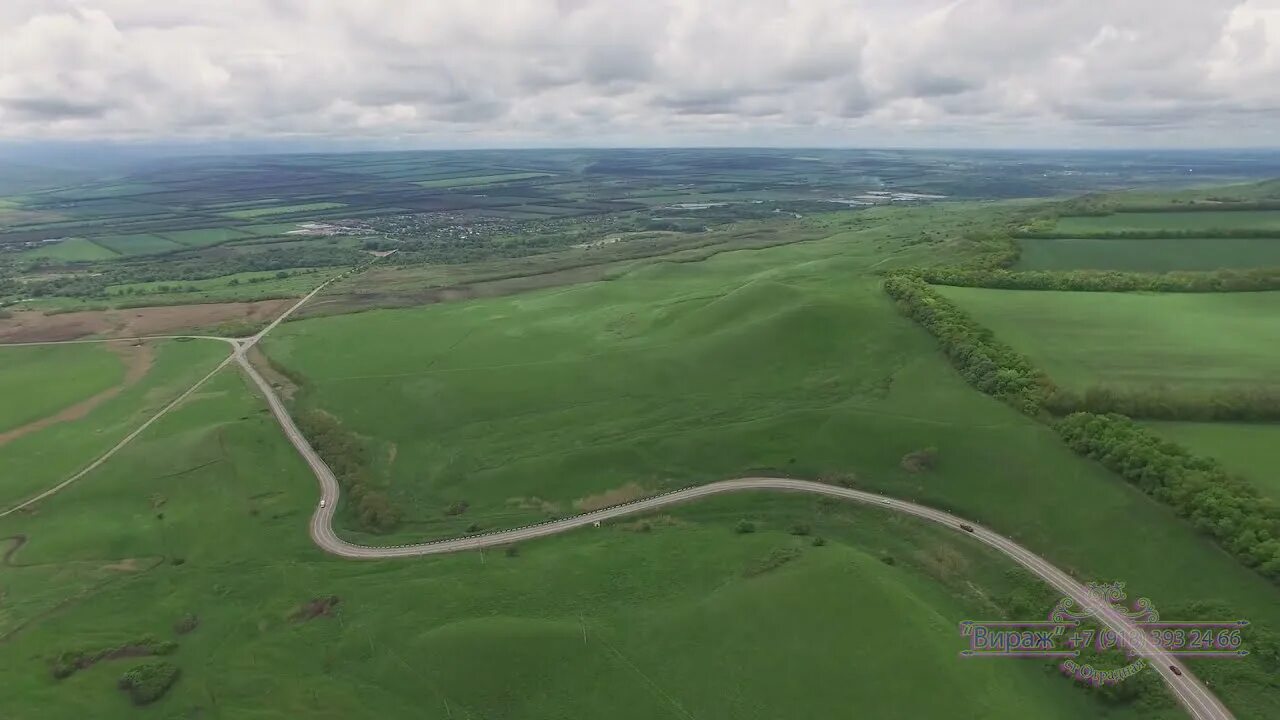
<box><xmin>0</xmin><ymin>369</ymin><xmax>1136</xmax><ymax>720</ymax></box>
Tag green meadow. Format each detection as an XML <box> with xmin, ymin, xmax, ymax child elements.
<box><xmin>263</xmin><ymin>214</ymin><xmax>1280</xmax><ymax>718</ymax></box>
<box><xmin>0</xmin><ymin>339</ymin><xmax>229</xmax><ymax>509</ymax></box>
<box><xmin>935</xmin><ymin>287</ymin><xmax>1280</xmax><ymax>394</ymax></box>
<box><xmin>0</xmin><ymin>368</ymin><xmax>1151</xmax><ymax>720</ymax></box>
<box><xmin>93</xmin><ymin>234</ymin><xmax>185</xmax><ymax>257</ymax></box>
<box><xmin>1017</xmin><ymin>236</ymin><xmax>1280</xmax><ymax>272</ymax></box>
<box><xmin>21</xmin><ymin>238</ymin><xmax>121</xmax><ymax>261</ymax></box>
<box><xmin>0</xmin><ymin>344</ymin><xmax>124</xmax><ymax>432</ymax></box>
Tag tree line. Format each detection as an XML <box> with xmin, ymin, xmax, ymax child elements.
<box><xmin>883</xmin><ymin>274</ymin><xmax>1055</xmax><ymax>415</ymax></box>
<box><xmin>1056</xmin><ymin>412</ymin><xmax>1280</xmax><ymax>580</ymax></box>
<box><xmin>295</xmin><ymin>408</ymin><xmax>400</xmax><ymax>533</ymax></box>
<box><xmin>1014</xmin><ymin>228</ymin><xmax>1280</xmax><ymax>240</ymax></box>
<box><xmin>1046</xmin><ymin>386</ymin><xmax>1280</xmax><ymax>422</ymax></box>
<box><xmin>917</xmin><ymin>266</ymin><xmax>1280</xmax><ymax>293</ymax></box>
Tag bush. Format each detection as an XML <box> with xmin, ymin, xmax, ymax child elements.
<box><xmin>811</xmin><ymin>536</ymin><xmax>827</xmax><ymax>547</ymax></box>
<box><xmin>901</xmin><ymin>447</ymin><xmax>939</xmax><ymax>473</ymax></box>
<box><xmin>173</xmin><ymin>613</ymin><xmax>199</xmax><ymax>635</ymax></box>
<box><xmin>51</xmin><ymin>636</ymin><xmax>177</xmax><ymax>680</ymax></box>
<box><xmin>734</xmin><ymin>520</ymin><xmax>756</xmax><ymax>534</ymax></box>
<box><xmin>117</xmin><ymin>661</ymin><xmax>181</xmax><ymax>705</ymax></box>
<box><xmin>788</xmin><ymin>523</ymin><xmax>811</xmax><ymax>536</ymax></box>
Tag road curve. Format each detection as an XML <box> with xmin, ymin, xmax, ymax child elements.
<box><xmin>0</xmin><ymin>268</ymin><xmax>344</xmax><ymax>518</ymax></box>
<box><xmin>237</xmin><ymin>357</ymin><xmax>1233</xmax><ymax>720</ymax></box>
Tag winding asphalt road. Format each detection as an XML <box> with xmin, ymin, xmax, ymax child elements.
<box><xmin>0</xmin><ymin>272</ymin><xmax>1235</xmax><ymax>720</ymax></box>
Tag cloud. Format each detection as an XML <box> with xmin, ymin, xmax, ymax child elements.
<box><xmin>0</xmin><ymin>0</ymin><xmax>1277</xmax><ymax>147</ymax></box>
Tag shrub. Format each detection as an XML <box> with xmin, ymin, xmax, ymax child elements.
<box><xmin>734</xmin><ymin>520</ymin><xmax>756</xmax><ymax>534</ymax></box>
<box><xmin>811</xmin><ymin>536</ymin><xmax>827</xmax><ymax>547</ymax></box>
<box><xmin>118</xmin><ymin>662</ymin><xmax>181</xmax><ymax>705</ymax></box>
<box><xmin>173</xmin><ymin>613</ymin><xmax>199</xmax><ymax>635</ymax></box>
<box><xmin>788</xmin><ymin>523</ymin><xmax>811</xmax><ymax>536</ymax></box>
<box><xmin>901</xmin><ymin>447</ymin><xmax>939</xmax><ymax>473</ymax></box>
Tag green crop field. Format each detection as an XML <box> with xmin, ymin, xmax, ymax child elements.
<box><xmin>0</xmin><ymin>339</ymin><xmax>228</xmax><ymax>509</ymax></box>
<box><xmin>1055</xmin><ymin>210</ymin><xmax>1280</xmax><ymax>234</ymax></box>
<box><xmin>935</xmin><ymin>287</ymin><xmax>1280</xmax><ymax>394</ymax></box>
<box><xmin>414</xmin><ymin>172</ymin><xmax>555</xmax><ymax>188</ymax></box>
<box><xmin>1017</xmin><ymin>236</ymin><xmax>1280</xmax><ymax>271</ymax></box>
<box><xmin>224</xmin><ymin>202</ymin><xmax>348</xmax><ymax>219</ymax></box>
<box><xmin>93</xmin><ymin>234</ymin><xmax>184</xmax><ymax>256</ymax></box>
<box><xmin>159</xmin><ymin>227</ymin><xmax>255</xmax><ymax>247</ymax></box>
<box><xmin>20</xmin><ymin>238</ymin><xmax>120</xmax><ymax>261</ymax></box>
<box><xmin>0</xmin><ymin>345</ymin><xmax>124</xmax><ymax>432</ymax></box>
<box><xmin>0</xmin><ymin>368</ymin><xmax>1166</xmax><ymax>720</ymax></box>
<box><xmin>1146</xmin><ymin>421</ymin><xmax>1280</xmax><ymax>500</ymax></box>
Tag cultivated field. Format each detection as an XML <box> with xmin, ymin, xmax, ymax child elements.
<box><xmin>1146</xmin><ymin>421</ymin><xmax>1280</xmax><ymax>500</ymax></box>
<box><xmin>935</xmin><ymin>287</ymin><xmax>1280</xmax><ymax>394</ymax></box>
<box><xmin>1017</xmin><ymin>236</ymin><xmax>1280</xmax><ymax>271</ymax></box>
<box><xmin>1055</xmin><ymin>210</ymin><xmax>1280</xmax><ymax>233</ymax></box>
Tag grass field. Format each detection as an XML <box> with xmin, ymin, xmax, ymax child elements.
<box><xmin>224</xmin><ymin>202</ymin><xmax>348</xmax><ymax>219</ymax></box>
<box><xmin>93</xmin><ymin>234</ymin><xmax>184</xmax><ymax>256</ymax></box>
<box><xmin>414</xmin><ymin>172</ymin><xmax>555</xmax><ymax>188</ymax></box>
<box><xmin>1146</xmin><ymin>421</ymin><xmax>1280</xmax><ymax>500</ymax></box>
<box><xmin>159</xmin><ymin>227</ymin><xmax>255</xmax><ymax>247</ymax></box>
<box><xmin>260</xmin><ymin>216</ymin><xmax>1280</xmax><ymax>719</ymax></box>
<box><xmin>0</xmin><ymin>345</ymin><xmax>123</xmax><ymax>433</ymax></box>
<box><xmin>935</xmin><ymin>287</ymin><xmax>1280</xmax><ymax>394</ymax></box>
<box><xmin>0</xmin><ymin>339</ymin><xmax>228</xmax><ymax>509</ymax></box>
<box><xmin>1055</xmin><ymin>210</ymin><xmax>1280</xmax><ymax>233</ymax></box>
<box><xmin>0</xmin><ymin>367</ymin><xmax>1157</xmax><ymax>720</ymax></box>
<box><xmin>21</xmin><ymin>238</ymin><xmax>120</xmax><ymax>261</ymax></box>
<box><xmin>1017</xmin><ymin>236</ymin><xmax>1280</xmax><ymax>271</ymax></box>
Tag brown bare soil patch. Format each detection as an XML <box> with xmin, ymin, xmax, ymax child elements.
<box><xmin>0</xmin><ymin>342</ymin><xmax>154</xmax><ymax>448</ymax></box>
<box><xmin>573</xmin><ymin>482</ymin><xmax>649</xmax><ymax>512</ymax></box>
<box><xmin>246</xmin><ymin>345</ymin><xmax>297</xmax><ymax>401</ymax></box>
<box><xmin>0</xmin><ymin>299</ymin><xmax>291</xmax><ymax>343</ymax></box>
<box><xmin>101</xmin><ymin>558</ymin><xmax>140</xmax><ymax>572</ymax></box>
<box><xmin>290</xmin><ymin>595</ymin><xmax>341</xmax><ymax>622</ymax></box>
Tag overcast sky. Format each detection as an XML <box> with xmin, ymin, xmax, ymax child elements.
<box><xmin>2</xmin><ymin>0</ymin><xmax>1279</xmax><ymax>149</ymax></box>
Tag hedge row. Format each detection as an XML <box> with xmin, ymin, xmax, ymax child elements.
<box><xmin>917</xmin><ymin>266</ymin><xmax>1280</xmax><ymax>293</ymax></box>
<box><xmin>1056</xmin><ymin>413</ymin><xmax>1280</xmax><ymax>579</ymax></box>
<box><xmin>1046</xmin><ymin>386</ymin><xmax>1280</xmax><ymax>423</ymax></box>
<box><xmin>295</xmin><ymin>409</ymin><xmax>400</xmax><ymax>533</ymax></box>
<box><xmin>883</xmin><ymin>274</ymin><xmax>1055</xmax><ymax>415</ymax></box>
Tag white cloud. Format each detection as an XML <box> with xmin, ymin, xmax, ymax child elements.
<box><xmin>0</xmin><ymin>0</ymin><xmax>1277</xmax><ymax>147</ymax></box>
